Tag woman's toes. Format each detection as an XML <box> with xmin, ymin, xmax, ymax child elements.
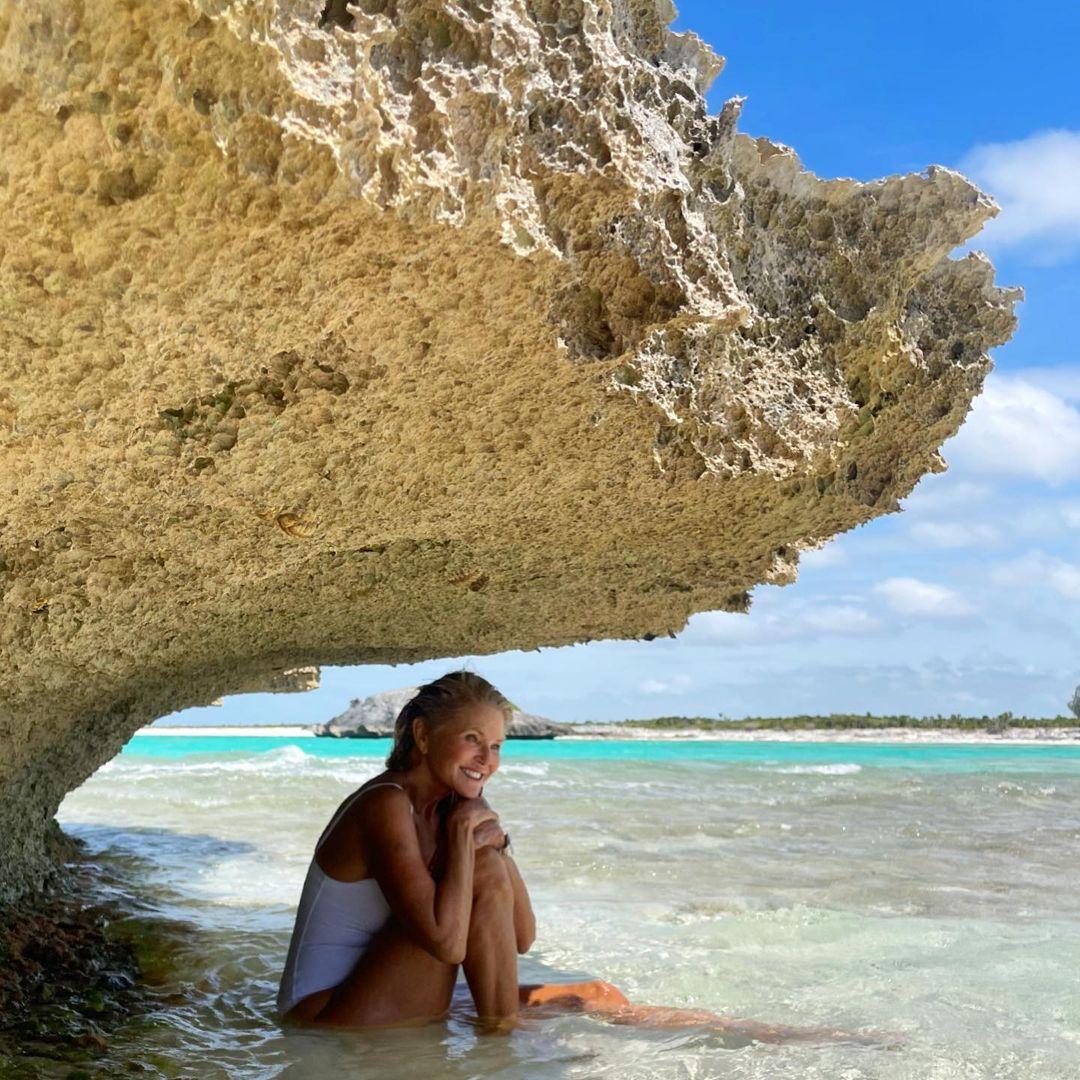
<box><xmin>585</xmin><ymin>980</ymin><xmax>630</xmax><ymax>1009</ymax></box>
<box><xmin>522</xmin><ymin>984</ymin><xmax>585</xmax><ymax>1009</ymax></box>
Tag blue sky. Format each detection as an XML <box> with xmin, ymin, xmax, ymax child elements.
<box><xmin>162</xmin><ymin>1</ymin><xmax>1079</xmax><ymax>726</ymax></box>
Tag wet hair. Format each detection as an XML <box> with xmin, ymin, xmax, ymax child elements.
<box><xmin>385</xmin><ymin>671</ymin><xmax>512</xmax><ymax>772</ymax></box>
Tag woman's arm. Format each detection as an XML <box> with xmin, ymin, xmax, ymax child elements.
<box><xmin>364</xmin><ymin>787</ymin><xmax>492</xmax><ymax>965</ymax></box>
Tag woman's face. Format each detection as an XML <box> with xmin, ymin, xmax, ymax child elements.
<box><xmin>420</xmin><ymin>703</ymin><xmax>506</xmax><ymax>797</ymax></box>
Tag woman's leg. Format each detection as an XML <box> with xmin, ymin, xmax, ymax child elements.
<box><xmin>590</xmin><ymin>1003</ymin><xmax>883</xmax><ymax>1044</ymax></box>
<box><xmin>461</xmin><ymin>846</ymin><xmax>519</xmax><ymax>1025</ymax></box>
<box><xmin>296</xmin><ymin>846</ymin><xmax>522</xmax><ymax>1030</ymax></box>
<box><xmin>289</xmin><ymin>917</ymin><xmax>459</xmax><ymax>1029</ymax></box>
<box><xmin>517</xmin><ymin>981</ymin><xmax>889</xmax><ymax>1046</ymax></box>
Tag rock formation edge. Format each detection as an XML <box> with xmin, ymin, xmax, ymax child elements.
<box><xmin>0</xmin><ymin>0</ymin><xmax>1019</xmax><ymax>901</ymax></box>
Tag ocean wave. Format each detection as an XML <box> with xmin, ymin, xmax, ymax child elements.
<box><xmin>101</xmin><ymin>745</ymin><xmax>377</xmax><ymax>780</ymax></box>
<box><xmin>106</xmin><ymin>747</ymin><xmax>551</xmax><ymax>783</ymax></box>
<box><xmin>771</xmin><ymin>763</ymin><xmax>862</xmax><ymax>775</ymax></box>
<box><xmin>497</xmin><ymin>762</ymin><xmax>550</xmax><ymax>777</ymax></box>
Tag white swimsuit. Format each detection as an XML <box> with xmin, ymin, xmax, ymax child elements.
<box><xmin>277</xmin><ymin>781</ymin><xmax>424</xmax><ymax>1017</ymax></box>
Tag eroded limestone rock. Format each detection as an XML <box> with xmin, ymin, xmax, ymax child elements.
<box><xmin>0</xmin><ymin>0</ymin><xmax>1019</xmax><ymax>899</ymax></box>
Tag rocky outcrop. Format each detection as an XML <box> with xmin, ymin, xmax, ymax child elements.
<box><xmin>0</xmin><ymin>848</ymin><xmax>144</xmax><ymax>1071</ymax></box>
<box><xmin>314</xmin><ymin>686</ymin><xmax>422</xmax><ymax>737</ymax></box>
<box><xmin>0</xmin><ymin>0</ymin><xmax>1018</xmax><ymax>901</ymax></box>
<box><xmin>228</xmin><ymin>665</ymin><xmax>321</xmax><ymax>697</ymax></box>
<box><xmin>312</xmin><ymin>685</ymin><xmax>568</xmax><ymax>737</ymax></box>
<box><xmin>499</xmin><ymin>711</ymin><xmax>565</xmax><ymax>739</ymax></box>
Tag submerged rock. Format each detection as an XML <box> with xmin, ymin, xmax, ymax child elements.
<box><xmin>0</xmin><ymin>843</ymin><xmax>145</xmax><ymax>1069</ymax></box>
<box><xmin>0</xmin><ymin>0</ymin><xmax>1019</xmax><ymax>901</ymax></box>
<box><xmin>313</xmin><ymin>686</ymin><xmax>568</xmax><ymax>738</ymax></box>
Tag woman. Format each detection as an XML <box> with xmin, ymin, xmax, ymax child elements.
<box><xmin>278</xmin><ymin>671</ymin><xmax>884</xmax><ymax>1043</ymax></box>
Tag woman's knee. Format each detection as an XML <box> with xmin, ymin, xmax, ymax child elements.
<box><xmin>472</xmin><ymin>847</ymin><xmax>512</xmax><ymax>900</ymax></box>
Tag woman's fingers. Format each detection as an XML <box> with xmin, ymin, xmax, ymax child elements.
<box><xmin>446</xmin><ymin>797</ymin><xmax>500</xmax><ymax>832</ymax></box>
<box><xmin>470</xmin><ymin>804</ymin><xmax>500</xmax><ymax>828</ymax></box>
<box><xmin>471</xmin><ymin>820</ymin><xmax>506</xmax><ymax>849</ymax></box>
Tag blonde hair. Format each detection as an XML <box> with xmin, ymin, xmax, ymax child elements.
<box><xmin>385</xmin><ymin>671</ymin><xmax>512</xmax><ymax>771</ymax></box>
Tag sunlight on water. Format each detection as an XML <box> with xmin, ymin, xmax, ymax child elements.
<box><xmin>52</xmin><ymin>738</ymin><xmax>1080</xmax><ymax>1078</ymax></box>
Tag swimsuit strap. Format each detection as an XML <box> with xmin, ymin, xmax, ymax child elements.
<box><xmin>362</xmin><ymin>781</ymin><xmax>412</xmax><ymax>812</ymax></box>
<box><xmin>362</xmin><ymin>783</ymin><xmax>439</xmax><ymax>872</ymax></box>
<box><xmin>314</xmin><ymin>780</ymin><xmax>414</xmax><ymax>854</ymax></box>
<box><xmin>359</xmin><ymin>781</ymin><xmax>412</xmax><ymax>811</ymax></box>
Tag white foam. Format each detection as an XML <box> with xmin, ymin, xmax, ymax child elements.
<box><xmin>498</xmin><ymin>762</ymin><xmax>550</xmax><ymax>777</ymax></box>
<box><xmin>99</xmin><ymin>745</ymin><xmax>381</xmax><ymax>781</ymax></box>
<box><xmin>772</xmin><ymin>763</ymin><xmax>862</xmax><ymax>775</ymax></box>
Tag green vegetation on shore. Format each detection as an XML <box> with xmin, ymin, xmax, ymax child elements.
<box><xmin>612</xmin><ymin>713</ymin><xmax>1078</xmax><ymax>733</ymax></box>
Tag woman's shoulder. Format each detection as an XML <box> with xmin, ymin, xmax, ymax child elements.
<box><xmin>316</xmin><ymin>774</ymin><xmax>412</xmax><ymax>872</ymax></box>
<box><xmin>359</xmin><ymin>770</ymin><xmax>406</xmax><ymax>790</ymax></box>
<box><xmin>350</xmin><ymin>773</ymin><xmax>418</xmax><ymax>822</ymax></box>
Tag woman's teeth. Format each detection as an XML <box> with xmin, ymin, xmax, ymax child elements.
<box><xmin>462</xmin><ymin>768</ymin><xmax>483</xmax><ymax>781</ymax></box>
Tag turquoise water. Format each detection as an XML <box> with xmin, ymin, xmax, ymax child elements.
<box><xmin>124</xmin><ymin>734</ymin><xmax>1080</xmax><ymax>772</ymax></box>
<box><xmin>51</xmin><ymin>736</ymin><xmax>1080</xmax><ymax>1078</ymax></box>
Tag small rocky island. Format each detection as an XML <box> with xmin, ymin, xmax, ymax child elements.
<box><xmin>312</xmin><ymin>686</ymin><xmax>570</xmax><ymax>739</ymax></box>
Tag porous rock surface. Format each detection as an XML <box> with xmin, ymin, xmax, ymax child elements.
<box><xmin>312</xmin><ymin>684</ymin><xmax>567</xmax><ymax>736</ymax></box>
<box><xmin>0</xmin><ymin>0</ymin><xmax>1019</xmax><ymax>900</ymax></box>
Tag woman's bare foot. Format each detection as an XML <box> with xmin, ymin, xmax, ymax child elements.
<box><xmin>520</xmin><ymin>979</ymin><xmax>630</xmax><ymax>1012</ymax></box>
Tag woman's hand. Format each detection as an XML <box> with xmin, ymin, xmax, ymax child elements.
<box><xmin>472</xmin><ymin>818</ymin><xmax>507</xmax><ymax>851</ymax></box>
<box><xmin>462</xmin><ymin>794</ymin><xmax>505</xmax><ymax>850</ymax></box>
<box><xmin>445</xmin><ymin>796</ymin><xmax>500</xmax><ymax>836</ymax></box>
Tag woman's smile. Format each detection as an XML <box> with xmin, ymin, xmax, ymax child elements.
<box><xmin>430</xmin><ymin>705</ymin><xmax>506</xmax><ymax>795</ymax></box>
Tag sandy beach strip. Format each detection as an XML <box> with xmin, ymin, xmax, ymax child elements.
<box><xmin>563</xmin><ymin>726</ymin><xmax>1080</xmax><ymax>745</ymax></box>
<box><xmin>134</xmin><ymin>725</ymin><xmax>317</xmax><ymax>737</ymax></box>
<box><xmin>130</xmin><ymin>724</ymin><xmax>1080</xmax><ymax>745</ymax></box>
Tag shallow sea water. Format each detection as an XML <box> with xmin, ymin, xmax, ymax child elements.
<box><xmin>49</xmin><ymin>737</ymin><xmax>1080</xmax><ymax>1078</ymax></box>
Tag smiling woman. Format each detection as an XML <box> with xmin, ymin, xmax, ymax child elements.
<box><xmin>275</xmin><ymin>670</ymin><xmax>887</xmax><ymax>1043</ymax></box>
<box><xmin>276</xmin><ymin>670</ymin><xmax>539</xmax><ymax>1028</ymax></box>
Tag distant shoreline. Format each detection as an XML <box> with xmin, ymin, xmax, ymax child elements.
<box><xmin>136</xmin><ymin>726</ymin><xmax>315</xmax><ymax>737</ymax></box>
<box><xmin>135</xmin><ymin>724</ymin><xmax>1080</xmax><ymax>745</ymax></box>
<box><xmin>563</xmin><ymin>726</ymin><xmax>1080</xmax><ymax>745</ymax></box>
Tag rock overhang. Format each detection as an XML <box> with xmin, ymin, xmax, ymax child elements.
<box><xmin>0</xmin><ymin>0</ymin><xmax>1019</xmax><ymax>899</ymax></box>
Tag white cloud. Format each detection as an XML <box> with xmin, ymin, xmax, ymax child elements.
<box><xmin>991</xmin><ymin>552</ymin><xmax>1080</xmax><ymax>601</ymax></box>
<box><xmin>801</xmin><ymin>605</ymin><xmax>882</xmax><ymax>634</ymax></box>
<box><xmin>798</xmin><ymin>541</ymin><xmax>848</xmax><ymax>569</ymax></box>
<box><xmin>902</xmin><ymin>478</ymin><xmax>993</xmax><ymax>512</ymax></box>
<box><xmin>638</xmin><ymin>675</ymin><xmax>692</xmax><ymax>694</ymax></box>
<box><xmin>1011</xmin><ymin>367</ymin><xmax>1080</xmax><ymax>403</ymax></box>
<box><xmin>1062</xmin><ymin>503</ymin><xmax>1080</xmax><ymax>529</ymax></box>
<box><xmin>873</xmin><ymin>577</ymin><xmax>975</xmax><ymax>618</ymax></box>
<box><xmin>945</xmin><ymin>375</ymin><xmax>1080</xmax><ymax>485</ymax></box>
<box><xmin>908</xmin><ymin>521</ymin><xmax>1000</xmax><ymax>548</ymax></box>
<box><xmin>960</xmin><ymin>129</ymin><xmax>1080</xmax><ymax>262</ymax></box>
<box><xmin>651</xmin><ymin>658</ymin><xmax>1074</xmax><ymax>721</ymax></box>
<box><xmin>684</xmin><ymin>602</ymin><xmax>883</xmax><ymax>646</ymax></box>
<box><xmin>1050</xmin><ymin>566</ymin><xmax>1080</xmax><ymax>600</ymax></box>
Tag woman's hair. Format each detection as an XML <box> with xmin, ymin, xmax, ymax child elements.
<box><xmin>385</xmin><ymin>670</ymin><xmax>512</xmax><ymax>772</ymax></box>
